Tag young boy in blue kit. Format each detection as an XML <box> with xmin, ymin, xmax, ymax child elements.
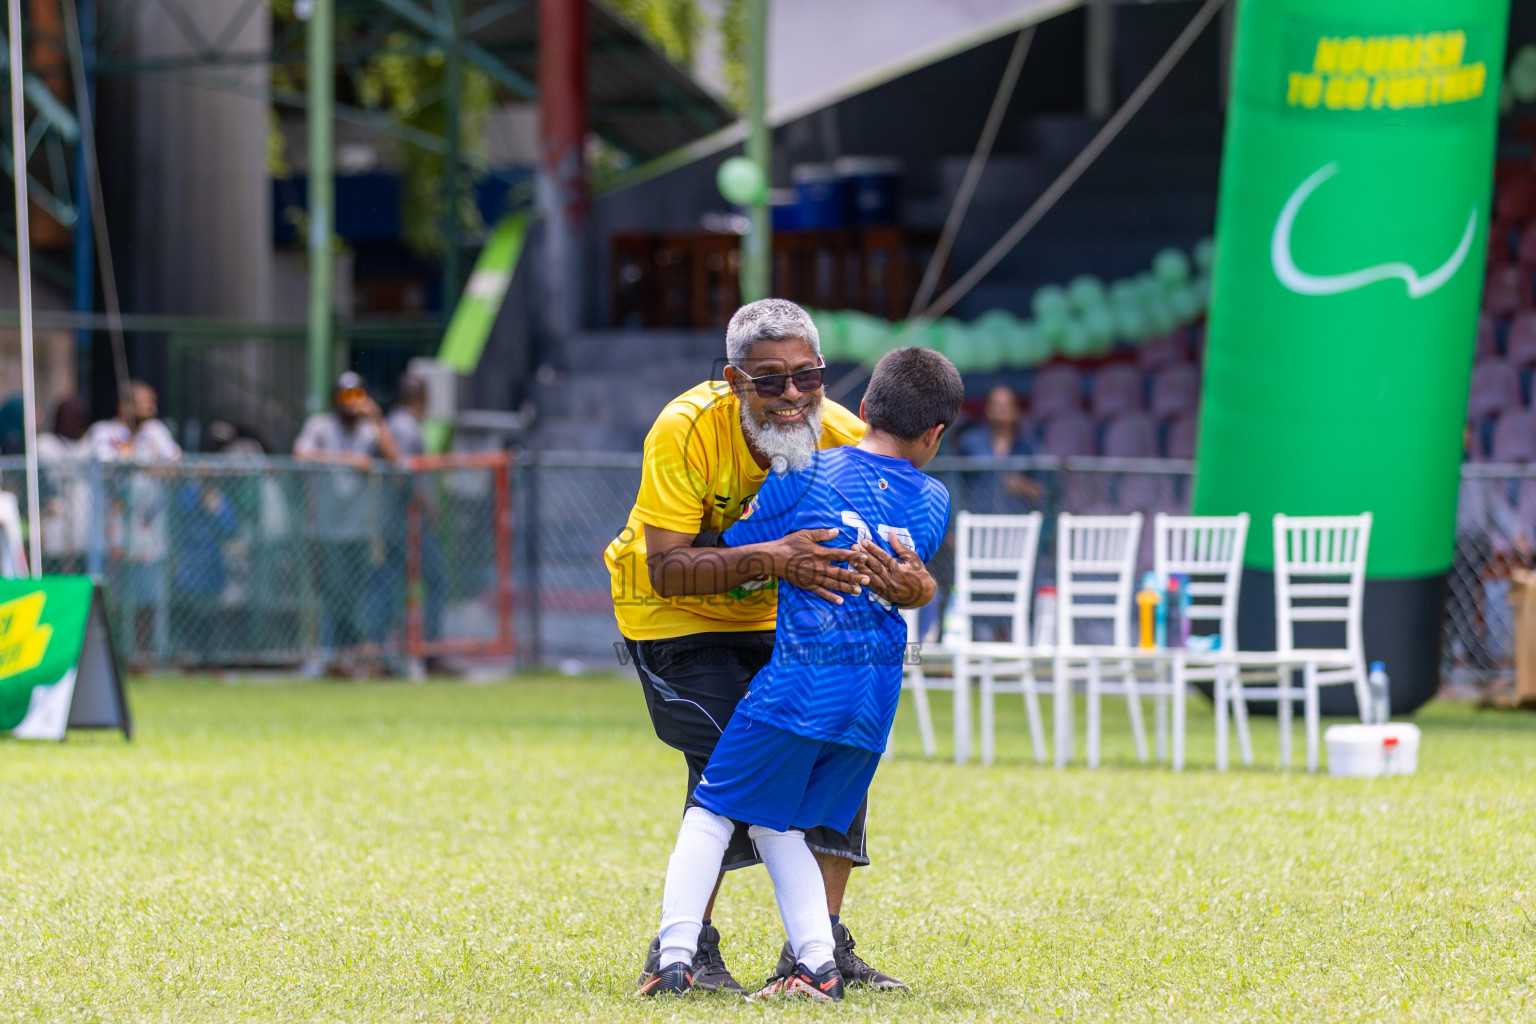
<box><xmin>635</xmin><ymin>346</ymin><xmax>962</xmax><ymax>1000</ymax></box>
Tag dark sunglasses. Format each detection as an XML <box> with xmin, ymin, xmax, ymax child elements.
<box><xmin>731</xmin><ymin>363</ymin><xmax>826</xmax><ymax>398</ymax></box>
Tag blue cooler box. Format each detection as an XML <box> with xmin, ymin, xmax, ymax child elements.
<box><xmin>791</xmin><ymin>164</ymin><xmax>847</xmax><ymax>228</ymax></box>
<box><xmin>835</xmin><ymin>156</ymin><xmax>901</xmax><ymax>225</ymax></box>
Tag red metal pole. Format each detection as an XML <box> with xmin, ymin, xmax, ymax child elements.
<box><xmin>494</xmin><ymin>456</ymin><xmax>515</xmax><ymax>655</ymax></box>
<box><xmin>405</xmin><ymin>487</ymin><xmax>423</xmax><ymax>657</ymax></box>
<box><xmin>538</xmin><ymin>0</ymin><xmax>587</xmax><ymax>339</ymax></box>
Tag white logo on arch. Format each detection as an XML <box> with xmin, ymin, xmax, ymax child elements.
<box><xmin>1271</xmin><ymin>162</ymin><xmax>1477</xmax><ymax>299</ymax></box>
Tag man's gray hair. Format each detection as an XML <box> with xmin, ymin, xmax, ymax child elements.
<box><xmin>725</xmin><ymin>298</ymin><xmax>820</xmax><ymax>364</ymax></box>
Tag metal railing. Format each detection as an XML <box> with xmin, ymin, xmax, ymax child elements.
<box><xmin>1</xmin><ymin>450</ymin><xmax>1518</xmax><ymax>693</ymax></box>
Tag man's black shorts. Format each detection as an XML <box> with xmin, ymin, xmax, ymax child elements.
<box><xmin>625</xmin><ymin>630</ymin><xmax>870</xmax><ymax>870</ymax></box>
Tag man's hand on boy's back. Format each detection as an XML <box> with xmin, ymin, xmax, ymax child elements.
<box><xmin>772</xmin><ymin>528</ymin><xmax>870</xmax><ymax>605</ymax></box>
<box><xmin>856</xmin><ymin>532</ymin><xmax>937</xmax><ymax>609</ymax></box>
<box><xmin>646</xmin><ymin>525</ymin><xmax>869</xmax><ymax>606</ymax></box>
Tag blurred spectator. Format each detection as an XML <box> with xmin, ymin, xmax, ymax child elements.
<box><xmin>37</xmin><ymin>396</ymin><xmax>92</xmax><ymax>459</ymax></box>
<box><xmin>203</xmin><ymin>420</ymin><xmax>267</xmax><ymax>457</ymax></box>
<box><xmin>379</xmin><ymin>372</ymin><xmax>445</xmax><ymax>668</ymax></box>
<box><xmin>171</xmin><ymin>476</ymin><xmax>238</xmax><ymax>657</ymax></box>
<box><xmin>89</xmin><ymin>381</ymin><xmax>179</xmax><ymax>659</ymax></box>
<box><xmin>293</xmin><ymin>371</ymin><xmax>399</xmax><ymax>467</ymax></box>
<box><xmin>387</xmin><ymin>372</ymin><xmax>428</xmax><ymax>457</ymax></box>
<box><xmin>293</xmin><ymin>372</ymin><xmax>399</xmax><ymax>675</ymax></box>
<box><xmin>37</xmin><ymin>396</ymin><xmax>94</xmax><ymax>569</ymax></box>
<box><xmin>85</xmin><ymin>381</ymin><xmax>182</xmax><ymax>461</ymax></box>
<box><xmin>956</xmin><ymin>385</ymin><xmax>1044</xmax><ymax>512</ymax></box>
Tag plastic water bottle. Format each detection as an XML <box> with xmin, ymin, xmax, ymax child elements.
<box><xmin>1033</xmin><ymin>587</ymin><xmax>1057</xmax><ymax>647</ymax></box>
<box><xmin>1136</xmin><ymin>571</ymin><xmax>1161</xmax><ymax>648</ymax></box>
<box><xmin>1165</xmin><ymin>575</ymin><xmax>1184</xmax><ymax>649</ymax></box>
<box><xmin>1367</xmin><ymin>661</ymin><xmax>1391</xmax><ymax>724</ymax></box>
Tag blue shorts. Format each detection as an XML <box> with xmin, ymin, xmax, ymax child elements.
<box><xmin>691</xmin><ymin>714</ymin><xmax>881</xmax><ymax>834</ymax></box>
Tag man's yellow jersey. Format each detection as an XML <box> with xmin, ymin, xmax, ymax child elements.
<box><xmin>605</xmin><ymin>380</ymin><xmax>866</xmax><ymax>641</ymax></box>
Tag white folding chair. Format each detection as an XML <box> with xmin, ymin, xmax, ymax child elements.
<box><xmin>1053</xmin><ymin>512</ymin><xmax>1143</xmax><ymax>768</ymax></box>
<box><xmin>948</xmin><ymin>512</ymin><xmax>1046</xmax><ymax>766</ymax></box>
<box><xmin>894</xmin><ymin>606</ymin><xmax>947</xmax><ymax>758</ymax></box>
<box><xmin>1222</xmin><ymin>513</ymin><xmax>1372</xmax><ymax>771</ymax></box>
<box><xmin>1152</xmin><ymin>512</ymin><xmax>1249</xmax><ymax>770</ymax></box>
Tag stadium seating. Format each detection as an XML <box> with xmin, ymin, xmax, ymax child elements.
<box><xmin>1509</xmin><ymin>312</ymin><xmax>1536</xmax><ymax>366</ymax></box>
<box><xmin>1468</xmin><ymin>360</ymin><xmax>1521</xmax><ymax>420</ymax></box>
<box><xmin>1031</xmin><ymin>364</ymin><xmax>1085</xmax><ymax>418</ymax></box>
<box><xmin>1137</xmin><ymin>331</ymin><xmax>1190</xmax><ymax>373</ymax></box>
<box><xmin>1102</xmin><ymin>413</ymin><xmax>1158</xmax><ymax>458</ymax></box>
<box><xmin>1165</xmin><ymin>415</ymin><xmax>1198</xmax><ymax>460</ymax></box>
<box><xmin>1491</xmin><ymin>409</ymin><xmax>1536</xmax><ymax>463</ymax></box>
<box><xmin>1149</xmin><ymin>362</ymin><xmax>1200</xmax><ymax>419</ymax></box>
<box><xmin>1090</xmin><ymin>363</ymin><xmax>1145</xmax><ymax>419</ymax></box>
<box><xmin>1476</xmin><ymin>311</ymin><xmax>1500</xmax><ymax>362</ymax></box>
<box><xmin>1038</xmin><ymin>411</ymin><xmax>1096</xmax><ymax>457</ymax></box>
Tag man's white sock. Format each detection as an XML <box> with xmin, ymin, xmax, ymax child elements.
<box><xmin>657</xmin><ymin>806</ymin><xmax>734</xmax><ymax>969</ymax></box>
<box><xmin>749</xmin><ymin>825</ymin><xmax>834</xmax><ymax>970</ymax></box>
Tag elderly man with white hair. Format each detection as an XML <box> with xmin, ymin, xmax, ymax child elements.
<box><xmin>605</xmin><ymin>298</ymin><xmax>934</xmax><ymax>993</ymax></box>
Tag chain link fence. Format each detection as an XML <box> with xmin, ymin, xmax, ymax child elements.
<box><xmin>0</xmin><ymin>451</ymin><xmax>1516</xmax><ymax>691</ymax></box>
<box><xmin>516</xmin><ymin>454</ymin><xmax>1196</xmax><ymax>665</ymax></box>
<box><xmin>1</xmin><ymin>453</ymin><xmax>514</xmax><ymax>673</ymax></box>
<box><xmin>519</xmin><ymin>454</ymin><xmax>1515</xmax><ymax>699</ymax></box>
<box><xmin>1446</xmin><ymin>465</ymin><xmax>1536</xmax><ymax>694</ymax></box>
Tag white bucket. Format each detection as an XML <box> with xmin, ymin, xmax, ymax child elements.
<box><xmin>1324</xmin><ymin>723</ymin><xmax>1421</xmax><ymax>777</ymax></box>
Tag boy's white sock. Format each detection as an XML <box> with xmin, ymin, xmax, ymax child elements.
<box><xmin>749</xmin><ymin>825</ymin><xmax>834</xmax><ymax>970</ymax></box>
<box><xmin>657</xmin><ymin>806</ymin><xmax>734</xmax><ymax>969</ymax></box>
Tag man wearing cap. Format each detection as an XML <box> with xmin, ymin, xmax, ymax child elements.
<box><xmin>294</xmin><ymin>373</ymin><xmax>400</xmax><ymax>675</ymax></box>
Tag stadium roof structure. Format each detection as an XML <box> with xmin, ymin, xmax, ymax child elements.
<box><xmin>0</xmin><ymin>0</ymin><xmax>735</xmax><ymax>265</ymax></box>
<box><xmin>461</xmin><ymin>0</ymin><xmax>736</xmax><ymax>162</ymax></box>
<box><xmin>612</xmin><ymin>0</ymin><xmax>1080</xmax><ymax>190</ymax></box>
<box><xmin>87</xmin><ymin>0</ymin><xmax>735</xmax><ymax>165</ymax></box>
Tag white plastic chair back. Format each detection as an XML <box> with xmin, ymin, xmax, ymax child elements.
<box><xmin>1055</xmin><ymin>512</ymin><xmax>1142</xmax><ymax>649</ymax></box>
<box><xmin>954</xmin><ymin>511</ymin><xmax>1042</xmax><ymax>655</ymax></box>
<box><xmin>1153</xmin><ymin>513</ymin><xmax>1249</xmax><ymax>649</ymax></box>
<box><xmin>1272</xmin><ymin>513</ymin><xmax>1371</xmax><ymax>657</ymax></box>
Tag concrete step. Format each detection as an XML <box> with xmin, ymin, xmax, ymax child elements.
<box><xmin>561</xmin><ymin>329</ymin><xmax>722</xmax><ymax>371</ymax></box>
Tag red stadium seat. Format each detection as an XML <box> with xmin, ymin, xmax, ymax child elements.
<box><xmin>1166</xmin><ymin>414</ymin><xmax>1198</xmax><ymax>460</ymax></box>
<box><xmin>1149</xmin><ymin>362</ymin><xmax>1200</xmax><ymax>419</ymax></box>
<box><xmin>1030</xmin><ymin>364</ymin><xmax>1084</xmax><ymax>419</ymax></box>
<box><xmin>1090</xmin><ymin>362</ymin><xmax>1144</xmax><ymax>419</ymax></box>
<box><xmin>1136</xmin><ymin>330</ymin><xmax>1191</xmax><ymax>373</ymax></box>
<box><xmin>1102</xmin><ymin>413</ymin><xmax>1158</xmax><ymax>458</ymax></box>
<box><xmin>1498</xmin><ymin>176</ymin><xmax>1536</xmax><ymax>224</ymax></box>
<box><xmin>1468</xmin><ymin>360</ymin><xmax>1523</xmax><ymax>420</ymax></box>
<box><xmin>1477</xmin><ymin>311</ymin><xmax>1500</xmax><ymax>362</ymax></box>
<box><xmin>1491</xmin><ymin>410</ymin><xmax>1536</xmax><ymax>463</ymax></box>
<box><xmin>1509</xmin><ymin>312</ymin><xmax>1536</xmax><ymax>367</ymax></box>
<box><xmin>1484</xmin><ymin>265</ymin><xmax>1530</xmax><ymax>316</ymax></box>
<box><xmin>1038</xmin><ymin>411</ymin><xmax>1095</xmax><ymax>457</ymax></box>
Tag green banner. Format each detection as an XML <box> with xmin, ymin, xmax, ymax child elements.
<box><xmin>1195</xmin><ymin>0</ymin><xmax>1509</xmax><ymax>575</ymax></box>
<box><xmin>0</xmin><ymin>576</ymin><xmax>128</xmax><ymax>739</ymax></box>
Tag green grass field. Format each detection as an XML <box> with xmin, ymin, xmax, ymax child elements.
<box><xmin>6</xmin><ymin>673</ymin><xmax>1536</xmax><ymax>1022</ymax></box>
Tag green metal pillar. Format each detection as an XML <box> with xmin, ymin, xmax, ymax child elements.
<box><xmin>306</xmin><ymin>0</ymin><xmax>335</xmax><ymax>414</ymax></box>
<box><xmin>441</xmin><ymin>0</ymin><xmax>463</xmax><ymax>309</ymax></box>
<box><xmin>741</xmin><ymin>0</ymin><xmax>770</xmax><ymax>302</ymax></box>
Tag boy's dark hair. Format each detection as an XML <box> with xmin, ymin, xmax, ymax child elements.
<box><xmin>862</xmin><ymin>346</ymin><xmax>964</xmax><ymax>441</ymax></box>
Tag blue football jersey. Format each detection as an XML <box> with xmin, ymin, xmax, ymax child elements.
<box><xmin>721</xmin><ymin>446</ymin><xmax>951</xmax><ymax>752</ymax></box>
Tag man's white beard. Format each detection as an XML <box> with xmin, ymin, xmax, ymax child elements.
<box><xmin>740</xmin><ymin>400</ymin><xmax>823</xmax><ymax>474</ymax></box>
